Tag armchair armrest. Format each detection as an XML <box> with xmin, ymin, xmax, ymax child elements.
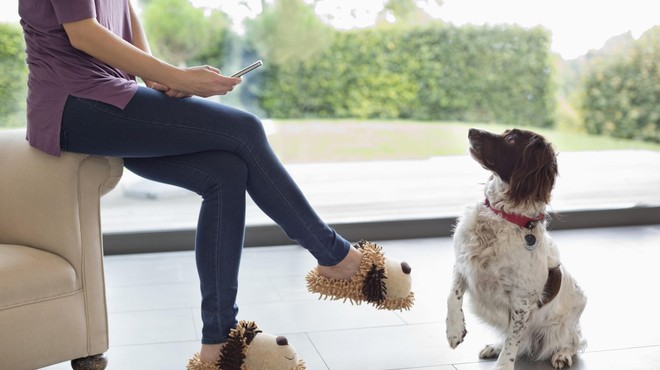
<box><xmin>0</xmin><ymin>129</ymin><xmax>123</xmax><ymax>268</ymax></box>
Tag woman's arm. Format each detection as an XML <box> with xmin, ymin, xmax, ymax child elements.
<box><xmin>127</xmin><ymin>1</ymin><xmax>154</xmax><ymax>88</ymax></box>
<box><xmin>62</xmin><ymin>12</ymin><xmax>240</xmax><ymax>98</ymax></box>
<box><xmin>126</xmin><ymin>2</ymin><xmax>190</xmax><ymax>97</ymax></box>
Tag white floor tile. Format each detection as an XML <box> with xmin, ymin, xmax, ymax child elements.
<box><xmin>109</xmin><ymin>308</ymin><xmax>199</xmax><ymax>346</ymax></box>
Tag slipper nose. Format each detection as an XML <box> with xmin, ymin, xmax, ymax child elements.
<box><xmin>401</xmin><ymin>261</ymin><xmax>412</xmax><ymax>275</ymax></box>
<box><xmin>276</xmin><ymin>336</ymin><xmax>289</xmax><ymax>346</ymax></box>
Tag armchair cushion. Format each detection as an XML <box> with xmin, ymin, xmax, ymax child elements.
<box><xmin>0</xmin><ymin>244</ymin><xmax>77</xmax><ymax>309</ymax></box>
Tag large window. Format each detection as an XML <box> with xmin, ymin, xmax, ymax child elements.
<box><xmin>2</xmin><ymin>1</ymin><xmax>658</xmax><ymax>253</ymax></box>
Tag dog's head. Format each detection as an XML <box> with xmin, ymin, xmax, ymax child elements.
<box><xmin>468</xmin><ymin>128</ymin><xmax>557</xmax><ymax>205</ymax></box>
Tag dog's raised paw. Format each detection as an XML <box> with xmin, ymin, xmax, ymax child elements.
<box><xmin>478</xmin><ymin>344</ymin><xmax>501</xmax><ymax>359</ymax></box>
<box><xmin>551</xmin><ymin>352</ymin><xmax>573</xmax><ymax>369</ymax></box>
<box><xmin>445</xmin><ymin>313</ymin><xmax>467</xmax><ymax>348</ymax></box>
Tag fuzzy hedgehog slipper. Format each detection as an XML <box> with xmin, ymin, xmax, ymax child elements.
<box><xmin>187</xmin><ymin>321</ymin><xmax>306</xmax><ymax>370</ymax></box>
<box><xmin>306</xmin><ymin>240</ymin><xmax>414</xmax><ymax>310</ymax></box>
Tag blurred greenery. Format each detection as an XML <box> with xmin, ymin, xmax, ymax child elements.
<box><xmin>244</xmin><ymin>0</ymin><xmax>334</xmax><ymax>66</ymax></box>
<box><xmin>142</xmin><ymin>0</ymin><xmax>229</xmax><ymax>67</ymax></box>
<box><xmin>581</xmin><ymin>26</ymin><xmax>660</xmax><ymax>143</ymax></box>
<box><xmin>0</xmin><ymin>23</ymin><xmax>27</xmax><ymax>128</ymax></box>
<box><xmin>258</xmin><ymin>24</ymin><xmax>554</xmax><ymax>128</ymax></box>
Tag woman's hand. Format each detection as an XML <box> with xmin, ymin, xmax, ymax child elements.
<box><xmin>169</xmin><ymin>66</ymin><xmax>241</xmax><ymax>98</ymax></box>
<box><xmin>149</xmin><ymin>82</ymin><xmax>191</xmax><ymax>98</ymax></box>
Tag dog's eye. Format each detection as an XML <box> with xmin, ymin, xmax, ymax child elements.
<box><xmin>505</xmin><ymin>134</ymin><xmax>516</xmax><ymax>144</ymax></box>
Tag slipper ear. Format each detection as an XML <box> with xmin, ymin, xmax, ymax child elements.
<box><xmin>362</xmin><ymin>264</ymin><xmax>387</xmax><ymax>304</ymax></box>
<box><xmin>217</xmin><ymin>325</ymin><xmax>248</xmax><ymax>370</ymax></box>
<box><xmin>241</xmin><ymin>320</ymin><xmax>262</xmax><ymax>346</ymax></box>
<box><xmin>356</xmin><ymin>240</ymin><xmax>388</xmax><ymax>304</ymax></box>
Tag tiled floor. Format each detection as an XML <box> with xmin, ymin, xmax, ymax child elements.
<box><xmin>43</xmin><ymin>225</ymin><xmax>660</xmax><ymax>370</ymax></box>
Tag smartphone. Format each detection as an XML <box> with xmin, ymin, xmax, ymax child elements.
<box><xmin>230</xmin><ymin>60</ymin><xmax>263</xmax><ymax>77</ymax></box>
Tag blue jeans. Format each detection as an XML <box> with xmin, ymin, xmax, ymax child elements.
<box><xmin>60</xmin><ymin>86</ymin><xmax>351</xmax><ymax>344</ymax></box>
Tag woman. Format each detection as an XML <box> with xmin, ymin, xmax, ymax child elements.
<box><xmin>18</xmin><ymin>1</ymin><xmax>413</xmax><ymax>368</ymax></box>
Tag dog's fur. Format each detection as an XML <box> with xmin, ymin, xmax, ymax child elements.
<box><xmin>446</xmin><ymin>128</ymin><xmax>587</xmax><ymax>370</ymax></box>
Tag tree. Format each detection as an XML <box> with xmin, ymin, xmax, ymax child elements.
<box><xmin>582</xmin><ymin>26</ymin><xmax>660</xmax><ymax>142</ymax></box>
<box><xmin>244</xmin><ymin>0</ymin><xmax>334</xmax><ymax>66</ymax></box>
<box><xmin>377</xmin><ymin>0</ymin><xmax>443</xmax><ymax>26</ymax></box>
<box><xmin>187</xmin><ymin>9</ymin><xmax>232</xmax><ymax>68</ymax></box>
<box><xmin>142</xmin><ymin>0</ymin><xmax>219</xmax><ymax>66</ymax></box>
<box><xmin>0</xmin><ymin>23</ymin><xmax>27</xmax><ymax>127</ymax></box>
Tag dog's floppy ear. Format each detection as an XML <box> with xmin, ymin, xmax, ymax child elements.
<box><xmin>509</xmin><ymin>135</ymin><xmax>557</xmax><ymax>206</ymax></box>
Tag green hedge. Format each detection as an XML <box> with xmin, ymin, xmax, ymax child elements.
<box><xmin>582</xmin><ymin>27</ymin><xmax>659</xmax><ymax>143</ymax></box>
<box><xmin>257</xmin><ymin>24</ymin><xmax>554</xmax><ymax>127</ymax></box>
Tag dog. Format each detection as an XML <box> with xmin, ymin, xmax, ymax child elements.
<box><xmin>446</xmin><ymin>128</ymin><xmax>587</xmax><ymax>370</ymax></box>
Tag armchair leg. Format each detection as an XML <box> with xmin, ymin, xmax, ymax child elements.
<box><xmin>71</xmin><ymin>354</ymin><xmax>108</xmax><ymax>370</ymax></box>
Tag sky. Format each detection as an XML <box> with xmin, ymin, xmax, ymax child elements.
<box><xmin>437</xmin><ymin>0</ymin><xmax>658</xmax><ymax>59</ymax></box>
<box><xmin>3</xmin><ymin>0</ymin><xmax>658</xmax><ymax>60</ymax></box>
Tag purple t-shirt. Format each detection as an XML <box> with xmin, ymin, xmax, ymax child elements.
<box><xmin>19</xmin><ymin>0</ymin><xmax>138</xmax><ymax>156</ymax></box>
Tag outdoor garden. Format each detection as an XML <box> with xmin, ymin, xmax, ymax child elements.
<box><xmin>2</xmin><ymin>0</ymin><xmax>658</xmax><ymax>163</ymax></box>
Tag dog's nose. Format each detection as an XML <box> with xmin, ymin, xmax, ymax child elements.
<box><xmin>468</xmin><ymin>128</ymin><xmax>480</xmax><ymax>139</ymax></box>
<box><xmin>401</xmin><ymin>261</ymin><xmax>412</xmax><ymax>275</ymax></box>
<box><xmin>276</xmin><ymin>336</ymin><xmax>289</xmax><ymax>346</ymax></box>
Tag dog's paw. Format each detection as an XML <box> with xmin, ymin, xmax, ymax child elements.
<box><xmin>551</xmin><ymin>352</ymin><xmax>574</xmax><ymax>369</ymax></box>
<box><xmin>479</xmin><ymin>344</ymin><xmax>501</xmax><ymax>359</ymax></box>
<box><xmin>448</xmin><ymin>327</ymin><xmax>467</xmax><ymax>348</ymax></box>
<box><xmin>445</xmin><ymin>311</ymin><xmax>467</xmax><ymax>348</ymax></box>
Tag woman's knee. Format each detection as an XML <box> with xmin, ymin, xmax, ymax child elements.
<box><xmin>211</xmin><ymin>151</ymin><xmax>248</xmax><ymax>183</ymax></box>
<box><xmin>236</xmin><ymin>113</ymin><xmax>268</xmax><ymax>144</ymax></box>
<box><xmin>196</xmin><ymin>152</ymin><xmax>247</xmax><ymax>199</ymax></box>
<box><xmin>192</xmin><ymin>152</ymin><xmax>247</xmax><ymax>196</ymax></box>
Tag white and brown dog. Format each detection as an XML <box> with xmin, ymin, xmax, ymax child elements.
<box><xmin>446</xmin><ymin>128</ymin><xmax>587</xmax><ymax>370</ymax></box>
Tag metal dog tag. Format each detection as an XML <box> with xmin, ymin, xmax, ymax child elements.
<box><xmin>524</xmin><ymin>234</ymin><xmax>537</xmax><ymax>250</ymax></box>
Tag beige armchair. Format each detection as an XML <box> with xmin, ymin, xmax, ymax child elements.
<box><xmin>0</xmin><ymin>129</ymin><xmax>123</xmax><ymax>370</ymax></box>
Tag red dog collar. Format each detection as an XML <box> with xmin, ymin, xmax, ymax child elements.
<box><xmin>484</xmin><ymin>198</ymin><xmax>545</xmax><ymax>229</ymax></box>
